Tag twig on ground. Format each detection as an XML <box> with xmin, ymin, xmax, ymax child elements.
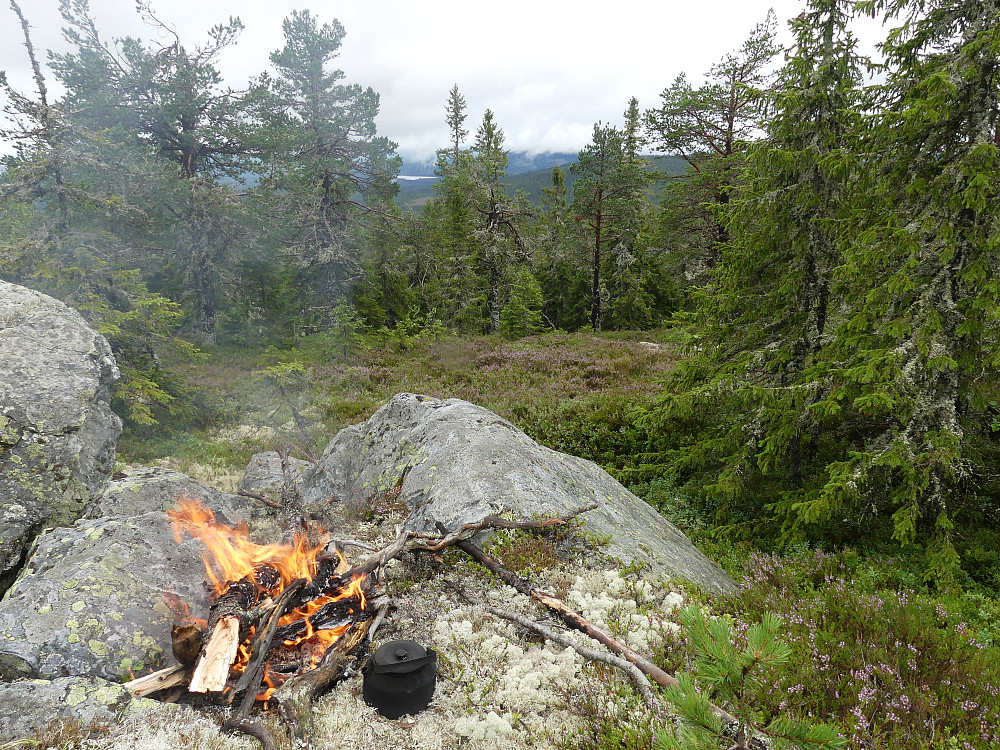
<box><xmin>237</xmin><ymin>489</ymin><xmax>281</xmax><ymax>510</ymax></box>
<box><xmin>447</xmin><ymin>580</ymin><xmax>659</xmax><ymax>710</ymax></box>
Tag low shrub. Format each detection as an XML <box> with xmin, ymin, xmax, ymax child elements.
<box><xmin>721</xmin><ymin>550</ymin><xmax>1000</xmax><ymax>750</ymax></box>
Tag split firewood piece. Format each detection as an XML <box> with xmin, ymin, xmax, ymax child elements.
<box><xmin>189</xmin><ymin>566</ymin><xmax>282</xmax><ymax>693</ymax></box>
<box><xmin>123</xmin><ymin>664</ymin><xmax>191</xmax><ymax>697</ymax></box>
<box><xmin>189</xmin><ymin>617</ymin><xmax>242</xmax><ymax>693</ymax></box>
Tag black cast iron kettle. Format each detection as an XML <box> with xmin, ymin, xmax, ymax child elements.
<box><xmin>363</xmin><ymin>640</ymin><xmax>437</xmax><ymax>719</ymax></box>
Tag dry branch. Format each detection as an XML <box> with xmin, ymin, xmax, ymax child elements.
<box><xmin>236</xmin><ymin>489</ymin><xmax>281</xmax><ymax>510</ymax></box>
<box><xmin>354</xmin><ymin>503</ymin><xmax>599</xmax><ymax>573</ymax></box>
<box><xmin>450</xmin><ymin>535</ymin><xmax>739</xmax><ymax>726</ymax></box>
<box><xmin>449</xmin><ymin>580</ymin><xmax>659</xmax><ymax>710</ymax></box>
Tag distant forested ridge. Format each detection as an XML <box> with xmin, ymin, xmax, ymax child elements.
<box><xmin>399</xmin><ymin>151</ymin><xmax>580</xmax><ymax>177</ymax></box>
<box><xmin>394</xmin><ymin>154</ymin><xmax>688</xmax><ymax>209</ymax></box>
<box><xmin>1</xmin><ymin>0</ymin><xmax>998</xmax><ymax>583</ymax></box>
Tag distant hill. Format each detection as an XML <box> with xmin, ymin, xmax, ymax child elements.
<box><xmin>395</xmin><ymin>155</ymin><xmax>689</xmax><ymax>210</ymax></box>
<box><xmin>399</xmin><ymin>151</ymin><xmax>579</xmax><ymax>178</ymax></box>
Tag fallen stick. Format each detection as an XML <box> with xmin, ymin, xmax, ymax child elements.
<box><xmin>354</xmin><ymin>503</ymin><xmax>599</xmax><ymax>574</ymax></box>
<box><xmin>237</xmin><ymin>489</ymin><xmax>281</xmax><ymax>510</ymax></box>
<box><xmin>450</xmin><ymin>535</ymin><xmax>738</xmax><ymax>727</ymax></box>
<box><xmin>448</xmin><ymin>580</ymin><xmax>659</xmax><ymax>710</ymax></box>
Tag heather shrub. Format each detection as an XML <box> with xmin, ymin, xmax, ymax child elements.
<box><xmin>722</xmin><ymin>550</ymin><xmax>1000</xmax><ymax>750</ymax></box>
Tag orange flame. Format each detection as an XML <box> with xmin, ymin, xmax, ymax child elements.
<box><xmin>168</xmin><ymin>497</ymin><xmax>334</xmax><ymax>596</ymax></box>
<box><xmin>168</xmin><ymin>497</ymin><xmax>368</xmax><ymax>699</ymax></box>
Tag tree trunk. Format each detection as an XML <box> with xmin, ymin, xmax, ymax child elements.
<box><xmin>487</xmin><ymin>261</ymin><xmax>502</xmax><ymax>334</ymax></box>
<box><xmin>592</xmin><ymin>208</ymin><xmax>603</xmax><ymax>332</ymax></box>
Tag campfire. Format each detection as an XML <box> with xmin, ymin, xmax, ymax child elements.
<box><xmin>165</xmin><ymin>498</ymin><xmax>382</xmax><ymax>701</ymax></box>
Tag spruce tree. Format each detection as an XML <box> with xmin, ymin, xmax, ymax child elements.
<box><xmin>570</xmin><ymin>120</ymin><xmax>649</xmax><ymax>331</ymax></box>
<box><xmin>536</xmin><ymin>166</ymin><xmax>590</xmax><ymax>330</ymax></box>
<box><xmin>809</xmin><ymin>0</ymin><xmax>1000</xmax><ymax>581</ymax></box>
<box><xmin>636</xmin><ymin>0</ymin><xmax>866</xmax><ymax>538</ymax></box>
<box><xmin>469</xmin><ymin>109</ymin><xmax>530</xmax><ymax>334</ymax></box>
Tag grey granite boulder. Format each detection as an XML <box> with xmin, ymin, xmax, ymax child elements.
<box><xmin>0</xmin><ymin>675</ymin><xmax>167</xmax><ymax>739</ymax></box>
<box><xmin>0</xmin><ymin>281</ymin><xmax>122</xmax><ymax>593</ymax></box>
<box><xmin>0</xmin><ymin>511</ymin><xmax>212</xmax><ymax>682</ymax></box>
<box><xmin>87</xmin><ymin>466</ymin><xmax>251</xmax><ymax>522</ymax></box>
<box><xmin>0</xmin><ymin>470</ymin><xmax>279</xmax><ymax>682</ymax></box>
<box><xmin>301</xmin><ymin>393</ymin><xmax>736</xmax><ymax>594</ymax></box>
<box><xmin>239</xmin><ymin>451</ymin><xmax>311</xmax><ymax>498</ymax></box>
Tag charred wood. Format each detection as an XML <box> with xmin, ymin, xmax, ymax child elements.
<box><xmin>189</xmin><ymin>566</ymin><xmax>282</xmax><ymax>694</ymax></box>
<box><xmin>230</xmin><ymin>577</ymin><xmax>307</xmax><ymax>708</ymax></box>
<box><xmin>275</xmin><ymin>596</ymin><xmax>388</xmax><ymax>742</ymax></box>
<box><xmin>172</xmin><ymin>622</ymin><xmax>205</xmax><ymax>666</ymax></box>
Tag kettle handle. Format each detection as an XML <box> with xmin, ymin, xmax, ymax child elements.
<box><xmin>368</xmin><ymin>649</ymin><xmax>437</xmax><ymax>675</ymax></box>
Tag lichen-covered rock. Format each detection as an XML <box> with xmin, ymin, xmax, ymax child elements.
<box><xmin>239</xmin><ymin>451</ymin><xmax>311</xmax><ymax>497</ymax></box>
<box><xmin>0</xmin><ymin>281</ymin><xmax>122</xmax><ymax>592</ymax></box>
<box><xmin>88</xmin><ymin>466</ymin><xmax>251</xmax><ymax>522</ymax></box>
<box><xmin>0</xmin><ymin>511</ymin><xmax>211</xmax><ymax>681</ymax></box>
<box><xmin>0</xmin><ymin>468</ymin><xmax>291</xmax><ymax>682</ymax></box>
<box><xmin>300</xmin><ymin>393</ymin><xmax>736</xmax><ymax>594</ymax></box>
<box><xmin>0</xmin><ymin>675</ymin><xmax>169</xmax><ymax>739</ymax></box>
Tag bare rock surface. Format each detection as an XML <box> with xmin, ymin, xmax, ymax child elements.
<box><xmin>87</xmin><ymin>466</ymin><xmax>250</xmax><ymax>522</ymax></box>
<box><xmin>239</xmin><ymin>450</ymin><xmax>311</xmax><ymax>497</ymax></box>
<box><xmin>0</xmin><ymin>281</ymin><xmax>121</xmax><ymax>594</ymax></box>
<box><xmin>0</xmin><ymin>470</ymin><xmax>276</xmax><ymax>682</ymax></box>
<box><xmin>0</xmin><ymin>510</ymin><xmax>210</xmax><ymax>682</ymax></box>
<box><xmin>301</xmin><ymin>393</ymin><xmax>736</xmax><ymax>594</ymax></box>
<box><xmin>0</xmin><ymin>675</ymin><xmax>171</xmax><ymax>739</ymax></box>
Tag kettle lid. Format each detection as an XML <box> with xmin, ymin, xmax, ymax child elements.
<box><xmin>373</xmin><ymin>640</ymin><xmax>426</xmax><ymax>665</ymax></box>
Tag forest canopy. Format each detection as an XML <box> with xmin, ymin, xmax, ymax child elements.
<box><xmin>1</xmin><ymin>0</ymin><xmax>998</xmax><ymax>585</ymax></box>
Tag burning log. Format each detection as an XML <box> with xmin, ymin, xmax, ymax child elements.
<box><xmin>189</xmin><ymin>567</ymin><xmax>282</xmax><ymax>694</ymax></box>
<box><xmin>273</xmin><ymin>599</ymin><xmax>389</xmax><ymax>741</ymax></box>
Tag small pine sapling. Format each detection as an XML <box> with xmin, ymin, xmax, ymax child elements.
<box><xmin>657</xmin><ymin>605</ymin><xmax>845</xmax><ymax>749</ymax></box>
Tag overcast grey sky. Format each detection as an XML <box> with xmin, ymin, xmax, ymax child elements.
<box><xmin>1</xmin><ymin>0</ymin><xmax>883</xmax><ymax>164</ymax></box>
